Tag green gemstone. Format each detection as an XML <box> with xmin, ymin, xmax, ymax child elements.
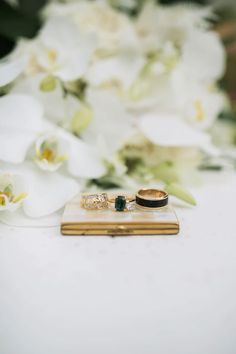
<box><xmin>115</xmin><ymin>195</ymin><xmax>126</xmax><ymax>211</ymax></box>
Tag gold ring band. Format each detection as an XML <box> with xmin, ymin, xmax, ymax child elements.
<box><xmin>80</xmin><ymin>193</ymin><xmax>108</xmax><ymax>210</ymax></box>
<box><xmin>136</xmin><ymin>188</ymin><xmax>168</xmax><ymax>208</ymax></box>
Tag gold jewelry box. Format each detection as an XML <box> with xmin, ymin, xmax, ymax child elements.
<box><xmin>61</xmin><ymin>193</ymin><xmax>179</xmax><ymax>236</ymax></box>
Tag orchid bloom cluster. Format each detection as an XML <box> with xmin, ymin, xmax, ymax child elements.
<box><xmin>0</xmin><ymin>0</ymin><xmax>226</xmax><ymax>218</ymax></box>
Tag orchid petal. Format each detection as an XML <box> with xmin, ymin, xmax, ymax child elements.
<box><xmin>40</xmin><ymin>121</ymin><xmax>106</xmax><ymax>178</ymax></box>
<box><xmin>11</xmin><ymin>74</ymin><xmax>80</xmax><ymax>125</ymax></box>
<box><xmin>67</xmin><ymin>138</ymin><xmax>106</xmax><ymax>179</ymax></box>
<box><xmin>0</xmin><ymin>56</ymin><xmax>25</xmax><ymax>87</ymax></box>
<box><xmin>182</xmin><ymin>30</ymin><xmax>226</xmax><ymax>82</ymax></box>
<box><xmin>56</xmin><ymin>46</ymin><xmax>94</xmax><ymax>82</ymax></box>
<box><xmin>37</xmin><ymin>16</ymin><xmax>96</xmax><ymax>81</ymax></box>
<box><xmin>22</xmin><ymin>163</ymin><xmax>79</xmax><ymax>218</ymax></box>
<box><xmin>87</xmin><ymin>53</ymin><xmax>144</xmax><ymax>90</ymax></box>
<box><xmin>139</xmin><ymin>113</ymin><xmax>215</xmax><ymax>152</ymax></box>
<box><xmin>0</xmin><ymin>94</ymin><xmax>43</xmax><ymax>163</ymax></box>
<box><xmin>45</xmin><ymin>1</ymin><xmax>139</xmax><ymax>52</ymax></box>
<box><xmin>83</xmin><ymin>88</ymin><xmax>134</xmax><ymax>153</ymax></box>
<box><xmin>55</xmin><ymin>127</ymin><xmax>106</xmax><ymax>178</ymax></box>
<box><xmin>0</xmin><ymin>162</ymin><xmax>79</xmax><ymax>218</ymax></box>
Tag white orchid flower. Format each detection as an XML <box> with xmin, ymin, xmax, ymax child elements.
<box><xmin>0</xmin><ymin>90</ymin><xmax>105</xmax><ymax>179</ymax></box>
<box><xmin>139</xmin><ymin>113</ymin><xmax>219</xmax><ymax>155</ymax></box>
<box><xmin>34</xmin><ymin>133</ymin><xmax>68</xmax><ymax>172</ymax></box>
<box><xmin>38</xmin><ymin>120</ymin><xmax>106</xmax><ymax>179</ymax></box>
<box><xmin>13</xmin><ymin>16</ymin><xmax>96</xmax><ymax>82</ymax></box>
<box><xmin>129</xmin><ymin>65</ymin><xmax>225</xmax><ymax>129</ymax></box>
<box><xmin>12</xmin><ymin>74</ymin><xmax>95</xmax><ymax>138</ymax></box>
<box><xmin>171</xmin><ymin>69</ymin><xmax>225</xmax><ymax>130</ymax></box>
<box><xmin>6</xmin><ymin>83</ymin><xmax>106</xmax><ymax>178</ymax></box>
<box><xmin>183</xmin><ymin>88</ymin><xmax>225</xmax><ymax>131</ymax></box>
<box><xmin>11</xmin><ymin>76</ymin><xmax>133</xmax><ymax>165</ymax></box>
<box><xmin>126</xmin><ymin>40</ymin><xmax>181</xmax><ymax>111</ymax></box>
<box><xmin>11</xmin><ymin>74</ymin><xmax>99</xmax><ymax>138</ymax></box>
<box><xmin>36</xmin><ymin>16</ymin><xmax>96</xmax><ymax>81</ymax></box>
<box><xmin>136</xmin><ymin>1</ymin><xmax>212</xmax><ymax>52</ymax></box>
<box><xmin>0</xmin><ymin>173</ymin><xmax>28</xmax><ymax>212</ymax></box>
<box><xmin>11</xmin><ymin>74</ymin><xmax>82</xmax><ymax>126</ymax></box>
<box><xmin>1</xmin><ymin>15</ymin><xmax>96</xmax><ymax>83</ymax></box>
<box><xmin>0</xmin><ymin>94</ymin><xmax>79</xmax><ymax>217</ymax></box>
<box><xmin>44</xmin><ymin>0</ymin><xmax>139</xmax><ymax>54</ymax></box>
<box><xmin>0</xmin><ymin>162</ymin><xmax>79</xmax><ymax>218</ymax></box>
<box><xmin>0</xmin><ymin>94</ymin><xmax>43</xmax><ymax>163</ymax></box>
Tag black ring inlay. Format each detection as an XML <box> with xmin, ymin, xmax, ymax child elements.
<box><xmin>136</xmin><ymin>195</ymin><xmax>168</xmax><ymax>208</ymax></box>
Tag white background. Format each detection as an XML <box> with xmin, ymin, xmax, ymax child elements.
<box><xmin>0</xmin><ymin>172</ymin><xmax>236</xmax><ymax>354</ymax></box>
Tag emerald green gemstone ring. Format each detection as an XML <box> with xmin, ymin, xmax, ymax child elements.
<box><xmin>109</xmin><ymin>195</ymin><xmax>135</xmax><ymax>212</ymax></box>
<box><xmin>115</xmin><ymin>195</ymin><xmax>126</xmax><ymax>211</ymax></box>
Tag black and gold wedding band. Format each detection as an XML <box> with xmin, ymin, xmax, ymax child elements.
<box><xmin>136</xmin><ymin>188</ymin><xmax>168</xmax><ymax>208</ymax></box>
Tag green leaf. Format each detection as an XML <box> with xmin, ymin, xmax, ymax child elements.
<box><xmin>18</xmin><ymin>0</ymin><xmax>47</xmax><ymax>16</ymax></box>
<box><xmin>0</xmin><ymin>34</ymin><xmax>14</xmax><ymax>58</ymax></box>
<box><xmin>0</xmin><ymin>1</ymin><xmax>40</xmax><ymax>41</ymax></box>
<box><xmin>152</xmin><ymin>161</ymin><xmax>179</xmax><ymax>184</ymax></box>
<box><xmin>165</xmin><ymin>183</ymin><xmax>197</xmax><ymax>206</ymax></box>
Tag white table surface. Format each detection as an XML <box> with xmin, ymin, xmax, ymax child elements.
<box><xmin>0</xmin><ymin>172</ymin><xmax>236</xmax><ymax>354</ymax></box>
